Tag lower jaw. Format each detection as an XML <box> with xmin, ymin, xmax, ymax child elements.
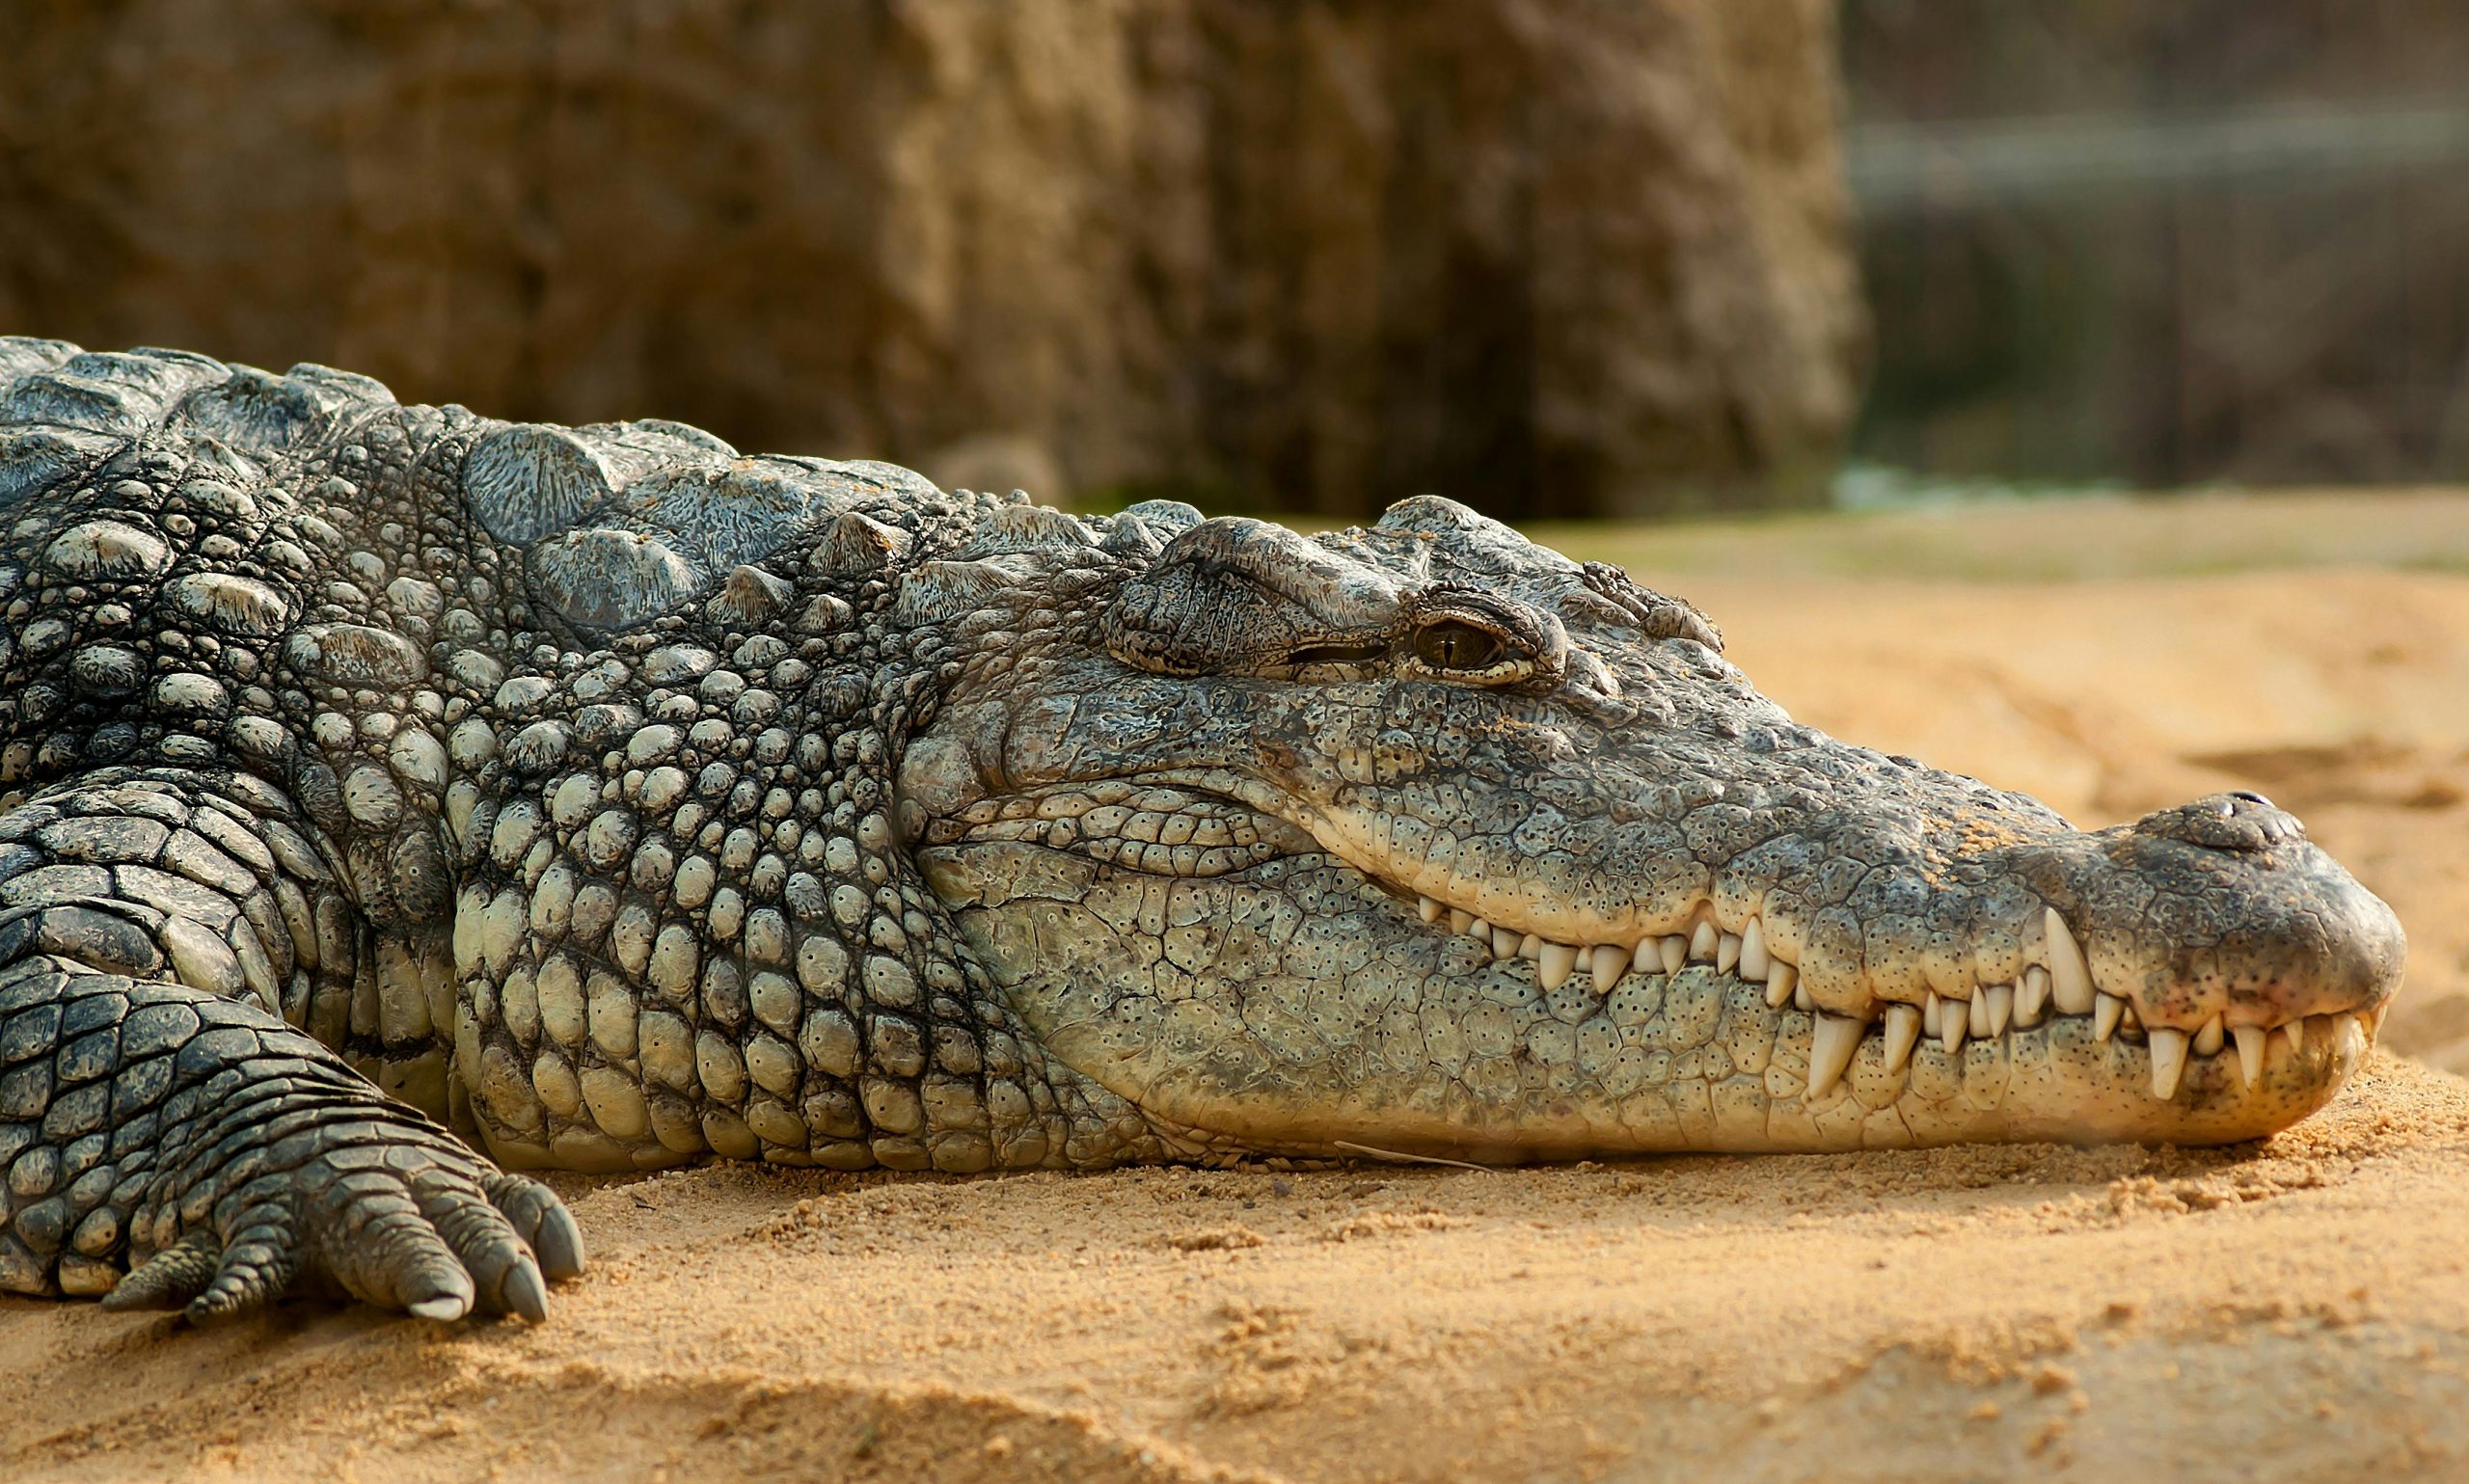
<box><xmin>1121</xmin><ymin>970</ymin><xmax>2374</xmax><ymax>1163</ymax></box>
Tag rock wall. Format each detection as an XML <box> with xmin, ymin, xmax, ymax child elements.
<box><xmin>0</xmin><ymin>0</ymin><xmax>1862</xmax><ymax>518</ymax></box>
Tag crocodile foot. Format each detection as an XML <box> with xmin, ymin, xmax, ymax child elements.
<box><xmin>100</xmin><ymin>1114</ymin><xmax>585</xmax><ymax>1327</ymax></box>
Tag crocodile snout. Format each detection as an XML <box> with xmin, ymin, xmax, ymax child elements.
<box><xmin>2074</xmin><ymin>790</ymin><xmax>2405</xmax><ymax>1039</ymax></box>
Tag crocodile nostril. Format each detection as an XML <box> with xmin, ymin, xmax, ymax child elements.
<box><xmin>2135</xmin><ymin>792</ymin><xmax>2306</xmax><ymax>851</ymax></box>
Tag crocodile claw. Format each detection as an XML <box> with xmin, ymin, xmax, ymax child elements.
<box><xmin>99</xmin><ymin>1230</ymin><xmax>223</xmax><ymax>1314</ymax></box>
<box><xmin>489</xmin><ymin>1173</ymin><xmax>587</xmax><ymax>1282</ymax></box>
<box><xmin>102</xmin><ymin>1130</ymin><xmax>582</xmax><ymax>1327</ymax></box>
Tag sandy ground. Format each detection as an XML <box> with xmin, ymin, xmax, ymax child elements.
<box><xmin>9</xmin><ymin>490</ymin><xmax>2469</xmax><ymax>1484</ymax></box>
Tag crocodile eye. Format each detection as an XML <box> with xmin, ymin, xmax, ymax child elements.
<box><xmin>1409</xmin><ymin>620</ymin><xmax>1506</xmax><ymax>674</ymax></box>
<box><xmin>1397</xmin><ymin>589</ymin><xmax>1560</xmax><ymax>687</ymax></box>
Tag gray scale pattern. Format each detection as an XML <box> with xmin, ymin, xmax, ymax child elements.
<box><xmin>0</xmin><ymin>340</ymin><xmax>2404</xmax><ymax>1325</ymax></box>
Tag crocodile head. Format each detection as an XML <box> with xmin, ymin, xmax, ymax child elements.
<box><xmin>904</xmin><ymin>497</ymin><xmax>2405</xmax><ymax>1160</ymax></box>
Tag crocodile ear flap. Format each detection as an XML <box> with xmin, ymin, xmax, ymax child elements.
<box><xmin>1579</xmin><ymin>561</ymin><xmax>1723</xmax><ymax>652</ymax></box>
<box><xmin>1102</xmin><ymin>516</ymin><xmax>1406</xmax><ymax>676</ymax></box>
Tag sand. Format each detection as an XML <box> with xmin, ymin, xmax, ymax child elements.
<box><xmin>9</xmin><ymin>490</ymin><xmax>2469</xmax><ymax>1483</ymax></box>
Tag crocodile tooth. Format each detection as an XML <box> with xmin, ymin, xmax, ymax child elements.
<box><xmin>1517</xmin><ymin>932</ymin><xmax>1543</xmax><ymax>961</ymax></box>
<box><xmin>1794</xmin><ymin>984</ymin><xmax>1815</xmax><ymax>1013</ymax></box>
<box><xmin>1689</xmin><ymin>921</ymin><xmax>1719</xmax><ymax>963</ymax></box>
<box><xmin>2366</xmin><ymin>1004</ymin><xmax>2387</xmax><ymax>1037</ymax></box>
<box><xmin>2015</xmin><ymin>966</ymin><xmax>2050</xmax><ymax>1026</ymax></box>
<box><xmin>1717</xmin><ymin>932</ymin><xmax>1742</xmax><ymax>976</ymax></box>
<box><xmin>2233</xmin><ymin>1025</ymin><xmax>2266</xmax><ymax>1089</ymax></box>
<box><xmin>1940</xmin><ymin>997</ymin><xmax>1967</xmax><ymax>1055</ymax></box>
<box><xmin>1923</xmin><ymin>993</ymin><xmax>1942</xmax><ymax>1039</ymax></box>
<box><xmin>1589</xmin><ymin>944</ymin><xmax>1631</xmax><ymax>994</ymax></box>
<box><xmin>1764</xmin><ymin>960</ymin><xmax>1795</xmax><ymax>1009</ymax></box>
<box><xmin>2193</xmin><ymin>1012</ymin><xmax>2225</xmax><ymax>1057</ymax></box>
<box><xmin>1659</xmin><ymin>935</ymin><xmax>1687</xmax><ymax>976</ymax></box>
<box><xmin>1539</xmin><ymin>941</ymin><xmax>1579</xmax><ymax>991</ymax></box>
<box><xmin>1809</xmin><ymin>1012</ymin><xmax>1863</xmax><ymax>1098</ymax></box>
<box><xmin>2336</xmin><ymin>1012</ymin><xmax>2368</xmax><ymax>1062</ymax></box>
<box><xmin>1740</xmin><ymin>917</ymin><xmax>1772</xmax><ymax>981</ymax></box>
<box><xmin>1985</xmin><ymin>984</ymin><xmax>2013</xmax><ymax>1038</ymax></box>
<box><xmin>2149</xmin><ymin>1027</ymin><xmax>2189</xmax><ymax>1099</ymax></box>
<box><xmin>2094</xmin><ymin>992</ymin><xmax>2125</xmax><ymax>1041</ymax></box>
<box><xmin>1967</xmin><ymin>990</ymin><xmax>1993</xmax><ymax>1039</ymax></box>
<box><xmin>2284</xmin><ymin>1017</ymin><xmax>2306</xmax><ymax>1054</ymax></box>
<box><xmin>1454</xmin><ymin>910</ymin><xmax>1479</xmax><ymax>936</ymax></box>
<box><xmin>1493</xmin><ymin>926</ymin><xmax>1521</xmax><ymax>960</ymax></box>
<box><xmin>1419</xmin><ymin>896</ymin><xmax>1444</xmax><ymax>925</ymax></box>
<box><xmin>1883</xmin><ymin>1003</ymin><xmax>1923</xmax><ymax>1072</ymax></box>
<box><xmin>2046</xmin><ymin>909</ymin><xmax>2095</xmax><ymax>1014</ymax></box>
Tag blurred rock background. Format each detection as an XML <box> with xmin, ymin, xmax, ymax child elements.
<box><xmin>7</xmin><ymin>2</ymin><xmax>2465</xmax><ymax>511</ymax></box>
<box><xmin>1845</xmin><ymin>0</ymin><xmax>2469</xmax><ymax>490</ymax></box>
<box><xmin>0</xmin><ymin>0</ymin><xmax>1860</xmax><ymax>520</ymax></box>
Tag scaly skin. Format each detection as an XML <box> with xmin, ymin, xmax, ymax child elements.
<box><xmin>0</xmin><ymin>342</ymin><xmax>2405</xmax><ymax>1325</ymax></box>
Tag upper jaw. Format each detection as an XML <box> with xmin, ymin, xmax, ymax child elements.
<box><xmin>1299</xmin><ymin>770</ymin><xmax>2399</xmax><ymax>1096</ymax></box>
<box><xmin>1378</xmin><ymin>855</ymin><xmax>2392</xmax><ymax>1108</ymax></box>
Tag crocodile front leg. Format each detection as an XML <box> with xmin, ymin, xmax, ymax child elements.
<box><xmin>0</xmin><ymin>963</ymin><xmax>579</xmax><ymax>1321</ymax></box>
<box><xmin>0</xmin><ymin>769</ymin><xmax>582</xmax><ymax>1322</ymax></box>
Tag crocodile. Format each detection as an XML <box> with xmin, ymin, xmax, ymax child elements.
<box><xmin>0</xmin><ymin>341</ymin><xmax>2405</xmax><ymax>1326</ymax></box>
